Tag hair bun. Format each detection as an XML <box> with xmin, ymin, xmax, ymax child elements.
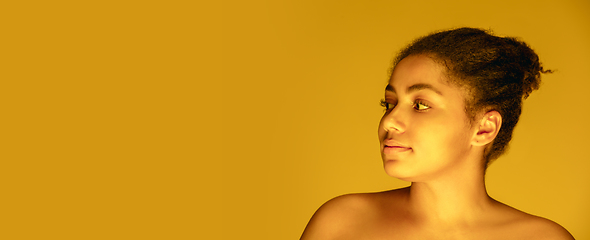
<box><xmin>509</xmin><ymin>38</ymin><xmax>550</xmax><ymax>99</ymax></box>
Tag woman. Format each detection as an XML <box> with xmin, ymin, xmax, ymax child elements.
<box><xmin>301</xmin><ymin>28</ymin><xmax>574</xmax><ymax>239</ymax></box>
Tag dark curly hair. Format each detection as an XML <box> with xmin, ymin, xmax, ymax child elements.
<box><xmin>391</xmin><ymin>27</ymin><xmax>551</xmax><ymax>168</ymax></box>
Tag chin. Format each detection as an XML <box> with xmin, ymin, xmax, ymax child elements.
<box><xmin>383</xmin><ymin>160</ymin><xmax>415</xmax><ymax>181</ymax></box>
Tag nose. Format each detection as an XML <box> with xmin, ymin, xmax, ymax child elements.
<box><xmin>381</xmin><ymin>105</ymin><xmax>406</xmax><ymax>134</ymax></box>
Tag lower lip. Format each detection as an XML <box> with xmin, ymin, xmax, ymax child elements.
<box><xmin>383</xmin><ymin>146</ymin><xmax>411</xmax><ymax>154</ymax></box>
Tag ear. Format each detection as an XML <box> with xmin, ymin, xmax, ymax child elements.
<box><xmin>471</xmin><ymin>110</ymin><xmax>502</xmax><ymax>147</ymax></box>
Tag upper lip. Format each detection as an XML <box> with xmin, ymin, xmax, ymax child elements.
<box><xmin>383</xmin><ymin>139</ymin><xmax>410</xmax><ymax>148</ymax></box>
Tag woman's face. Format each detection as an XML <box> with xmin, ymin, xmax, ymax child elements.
<box><xmin>378</xmin><ymin>55</ymin><xmax>477</xmax><ymax>182</ymax></box>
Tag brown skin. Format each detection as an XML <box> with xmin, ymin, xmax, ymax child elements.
<box><xmin>300</xmin><ymin>56</ymin><xmax>574</xmax><ymax>240</ymax></box>
<box><xmin>301</xmin><ymin>188</ymin><xmax>574</xmax><ymax>240</ymax></box>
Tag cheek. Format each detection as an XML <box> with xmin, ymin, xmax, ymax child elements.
<box><xmin>413</xmin><ymin>117</ymin><xmax>471</xmax><ymax>148</ymax></box>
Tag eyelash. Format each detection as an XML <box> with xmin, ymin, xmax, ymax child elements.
<box><xmin>380</xmin><ymin>99</ymin><xmax>394</xmax><ymax>111</ymax></box>
<box><xmin>413</xmin><ymin>99</ymin><xmax>430</xmax><ymax>112</ymax></box>
<box><xmin>380</xmin><ymin>99</ymin><xmax>431</xmax><ymax>112</ymax></box>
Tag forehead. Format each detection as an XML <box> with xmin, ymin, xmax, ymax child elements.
<box><xmin>387</xmin><ymin>55</ymin><xmax>470</xmax><ymax>112</ymax></box>
<box><xmin>388</xmin><ymin>55</ymin><xmax>447</xmax><ymax>91</ymax></box>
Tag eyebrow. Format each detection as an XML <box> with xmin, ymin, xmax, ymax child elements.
<box><xmin>385</xmin><ymin>83</ymin><xmax>442</xmax><ymax>95</ymax></box>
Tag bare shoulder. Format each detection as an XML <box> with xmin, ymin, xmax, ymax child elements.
<box><xmin>519</xmin><ymin>215</ymin><xmax>574</xmax><ymax>240</ymax></box>
<box><xmin>300</xmin><ymin>193</ymin><xmax>376</xmax><ymax>240</ymax></box>
<box><xmin>495</xmin><ymin>203</ymin><xmax>574</xmax><ymax>240</ymax></box>
<box><xmin>300</xmin><ymin>188</ymin><xmax>407</xmax><ymax>240</ymax></box>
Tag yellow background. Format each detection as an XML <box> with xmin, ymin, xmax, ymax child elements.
<box><xmin>2</xmin><ymin>0</ymin><xmax>589</xmax><ymax>239</ymax></box>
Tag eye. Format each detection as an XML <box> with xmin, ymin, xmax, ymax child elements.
<box><xmin>413</xmin><ymin>100</ymin><xmax>431</xmax><ymax>111</ymax></box>
<box><xmin>380</xmin><ymin>99</ymin><xmax>395</xmax><ymax>111</ymax></box>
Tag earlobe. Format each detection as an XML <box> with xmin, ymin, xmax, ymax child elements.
<box><xmin>472</xmin><ymin>111</ymin><xmax>502</xmax><ymax>147</ymax></box>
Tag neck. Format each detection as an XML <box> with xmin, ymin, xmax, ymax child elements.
<box><xmin>405</xmin><ymin>164</ymin><xmax>493</xmax><ymax>225</ymax></box>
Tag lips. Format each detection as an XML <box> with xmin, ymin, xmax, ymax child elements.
<box><xmin>382</xmin><ymin>140</ymin><xmax>411</xmax><ymax>154</ymax></box>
